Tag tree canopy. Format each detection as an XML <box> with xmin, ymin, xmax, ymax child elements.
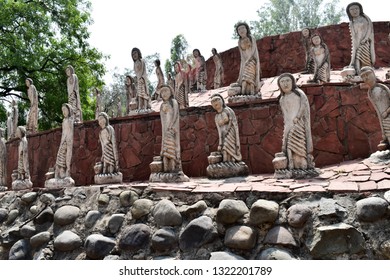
<box><xmin>237</xmin><ymin>0</ymin><xmax>344</xmax><ymax>39</ymax></box>
<box><xmin>0</xmin><ymin>0</ymin><xmax>106</xmax><ymax>130</ymax></box>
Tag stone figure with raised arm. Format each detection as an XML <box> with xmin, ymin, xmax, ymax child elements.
<box><xmin>94</xmin><ymin>112</ymin><xmax>122</xmax><ymax>184</ymax></box>
<box><xmin>0</xmin><ymin>129</ymin><xmax>7</xmax><ymax>191</ymax></box>
<box><xmin>301</xmin><ymin>28</ymin><xmax>314</xmax><ymax>74</ymax></box>
<box><xmin>12</xmin><ymin>126</ymin><xmax>32</xmax><ymax>190</ymax></box>
<box><xmin>174</xmin><ymin>61</ymin><xmax>188</xmax><ymax>109</ymax></box>
<box><xmin>272</xmin><ymin>73</ymin><xmax>319</xmax><ymax>179</ymax></box>
<box><xmin>153</xmin><ymin>59</ymin><xmax>165</xmax><ymax>100</ymax></box>
<box><xmin>228</xmin><ymin>22</ymin><xmax>262</xmax><ymax>101</ymax></box>
<box><xmin>149</xmin><ymin>85</ymin><xmax>189</xmax><ymax>182</ymax></box>
<box><xmin>26</xmin><ymin>78</ymin><xmax>38</xmax><ymax>133</ymax></box>
<box><xmin>342</xmin><ymin>2</ymin><xmax>375</xmax><ymax>79</ymax></box>
<box><xmin>66</xmin><ymin>65</ymin><xmax>83</xmax><ymax>123</ymax></box>
<box><xmin>308</xmin><ymin>34</ymin><xmax>331</xmax><ymax>84</ymax></box>
<box><xmin>132</xmin><ymin>47</ymin><xmax>152</xmax><ymax>112</ymax></box>
<box><xmin>206</xmin><ymin>94</ymin><xmax>249</xmax><ymax>179</ymax></box>
<box><xmin>45</xmin><ymin>103</ymin><xmax>75</xmax><ymax>188</ymax></box>
<box><xmin>360</xmin><ymin>66</ymin><xmax>390</xmax><ymax>152</ymax></box>
<box><xmin>193</xmin><ymin>49</ymin><xmax>207</xmax><ymax>91</ymax></box>
<box><xmin>212</xmin><ymin>48</ymin><xmax>224</xmax><ymax>89</ymax></box>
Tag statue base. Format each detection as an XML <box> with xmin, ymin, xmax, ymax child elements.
<box><xmin>368</xmin><ymin>150</ymin><xmax>390</xmax><ymax>165</ymax></box>
<box><xmin>227</xmin><ymin>83</ymin><xmax>262</xmax><ymax>103</ymax></box>
<box><xmin>206</xmin><ymin>161</ymin><xmax>249</xmax><ymax>179</ymax></box>
<box><xmin>136</xmin><ymin>108</ymin><xmax>154</xmax><ymax>115</ymax></box>
<box><xmin>45</xmin><ymin>177</ymin><xmax>75</xmax><ymax>189</ymax></box>
<box><xmin>274</xmin><ymin>168</ymin><xmax>321</xmax><ymax>179</ymax></box>
<box><xmin>12</xmin><ymin>179</ymin><xmax>33</xmax><ymax>191</ymax></box>
<box><xmin>0</xmin><ymin>186</ymin><xmax>8</xmax><ymax>192</ymax></box>
<box><xmin>149</xmin><ymin>171</ymin><xmax>190</xmax><ymax>183</ymax></box>
<box><xmin>340</xmin><ymin>67</ymin><xmax>362</xmax><ymax>83</ymax></box>
<box><xmin>94</xmin><ymin>172</ymin><xmax>123</xmax><ymax>185</ymax></box>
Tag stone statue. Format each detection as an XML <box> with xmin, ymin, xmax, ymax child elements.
<box><xmin>174</xmin><ymin>61</ymin><xmax>189</xmax><ymax>109</ymax></box>
<box><xmin>206</xmin><ymin>94</ymin><xmax>249</xmax><ymax>179</ymax></box>
<box><xmin>153</xmin><ymin>59</ymin><xmax>165</xmax><ymax>100</ymax></box>
<box><xmin>193</xmin><ymin>49</ymin><xmax>207</xmax><ymax>92</ymax></box>
<box><xmin>45</xmin><ymin>103</ymin><xmax>75</xmax><ymax>188</ymax></box>
<box><xmin>149</xmin><ymin>85</ymin><xmax>189</xmax><ymax>182</ymax></box>
<box><xmin>66</xmin><ymin>65</ymin><xmax>83</xmax><ymax>123</ymax></box>
<box><xmin>26</xmin><ymin>78</ymin><xmax>38</xmax><ymax>133</ymax></box>
<box><xmin>341</xmin><ymin>2</ymin><xmax>375</xmax><ymax>79</ymax></box>
<box><xmin>94</xmin><ymin>112</ymin><xmax>122</xmax><ymax>184</ymax></box>
<box><xmin>212</xmin><ymin>48</ymin><xmax>224</xmax><ymax>89</ymax></box>
<box><xmin>7</xmin><ymin>100</ymin><xmax>18</xmax><ymax>140</ymax></box>
<box><xmin>308</xmin><ymin>34</ymin><xmax>330</xmax><ymax>84</ymax></box>
<box><xmin>0</xmin><ymin>129</ymin><xmax>7</xmax><ymax>191</ymax></box>
<box><xmin>228</xmin><ymin>22</ymin><xmax>262</xmax><ymax>101</ymax></box>
<box><xmin>167</xmin><ymin>73</ymin><xmax>175</xmax><ymax>90</ymax></box>
<box><xmin>132</xmin><ymin>47</ymin><xmax>152</xmax><ymax>113</ymax></box>
<box><xmin>360</xmin><ymin>66</ymin><xmax>390</xmax><ymax>151</ymax></box>
<box><xmin>301</xmin><ymin>28</ymin><xmax>314</xmax><ymax>74</ymax></box>
<box><xmin>94</xmin><ymin>88</ymin><xmax>102</xmax><ymax>119</ymax></box>
<box><xmin>117</xmin><ymin>96</ymin><xmax>122</xmax><ymax>117</ymax></box>
<box><xmin>125</xmin><ymin>75</ymin><xmax>137</xmax><ymax>115</ymax></box>
<box><xmin>12</xmin><ymin>126</ymin><xmax>32</xmax><ymax>190</ymax></box>
<box><xmin>272</xmin><ymin>73</ymin><xmax>319</xmax><ymax>179</ymax></box>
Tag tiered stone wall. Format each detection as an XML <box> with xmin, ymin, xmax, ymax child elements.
<box><xmin>5</xmin><ymin>83</ymin><xmax>385</xmax><ymax>188</ymax></box>
<box><xmin>206</xmin><ymin>21</ymin><xmax>390</xmax><ymax>88</ymax></box>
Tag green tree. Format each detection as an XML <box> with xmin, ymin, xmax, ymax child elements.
<box><xmin>0</xmin><ymin>0</ymin><xmax>106</xmax><ymax>130</ymax></box>
<box><xmin>236</xmin><ymin>0</ymin><xmax>344</xmax><ymax>39</ymax></box>
<box><xmin>165</xmin><ymin>34</ymin><xmax>189</xmax><ymax>76</ymax></box>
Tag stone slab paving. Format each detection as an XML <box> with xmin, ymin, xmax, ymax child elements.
<box><xmin>142</xmin><ymin>158</ymin><xmax>390</xmax><ymax>194</ymax></box>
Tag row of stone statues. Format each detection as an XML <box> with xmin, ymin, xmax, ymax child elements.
<box><xmin>2</xmin><ymin>64</ymin><xmax>389</xmax><ymax>189</ymax></box>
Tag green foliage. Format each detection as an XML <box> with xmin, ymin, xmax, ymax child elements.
<box><xmin>0</xmin><ymin>0</ymin><xmax>106</xmax><ymax>130</ymax></box>
<box><xmin>234</xmin><ymin>0</ymin><xmax>344</xmax><ymax>39</ymax></box>
<box><xmin>165</xmin><ymin>34</ymin><xmax>190</xmax><ymax>75</ymax></box>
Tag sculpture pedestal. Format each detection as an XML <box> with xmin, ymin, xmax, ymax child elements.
<box><xmin>272</xmin><ymin>152</ymin><xmax>320</xmax><ymax>179</ymax></box>
<box><xmin>340</xmin><ymin>67</ymin><xmax>362</xmax><ymax>83</ymax></box>
<box><xmin>227</xmin><ymin>83</ymin><xmax>262</xmax><ymax>103</ymax></box>
<box><xmin>149</xmin><ymin>156</ymin><xmax>189</xmax><ymax>183</ymax></box>
<box><xmin>368</xmin><ymin>150</ymin><xmax>390</xmax><ymax>165</ymax></box>
<box><xmin>94</xmin><ymin>172</ymin><xmax>123</xmax><ymax>185</ymax></box>
<box><xmin>206</xmin><ymin>152</ymin><xmax>249</xmax><ymax>179</ymax></box>
<box><xmin>45</xmin><ymin>177</ymin><xmax>75</xmax><ymax>189</ymax></box>
<box><xmin>207</xmin><ymin>162</ymin><xmax>249</xmax><ymax>179</ymax></box>
<box><xmin>149</xmin><ymin>171</ymin><xmax>190</xmax><ymax>183</ymax></box>
<box><xmin>274</xmin><ymin>168</ymin><xmax>321</xmax><ymax>179</ymax></box>
<box><xmin>12</xmin><ymin>179</ymin><xmax>33</xmax><ymax>191</ymax></box>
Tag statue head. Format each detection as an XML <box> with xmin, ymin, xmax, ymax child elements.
<box><xmin>210</xmin><ymin>93</ymin><xmax>226</xmax><ymax>113</ymax></box>
<box><xmin>310</xmin><ymin>34</ymin><xmax>323</xmax><ymax>46</ymax></box>
<box><xmin>301</xmin><ymin>28</ymin><xmax>311</xmax><ymax>38</ymax></box>
<box><xmin>346</xmin><ymin>2</ymin><xmax>364</xmax><ymax>20</ymax></box>
<box><xmin>360</xmin><ymin>66</ymin><xmax>376</xmax><ymax>88</ymax></box>
<box><xmin>131</xmin><ymin>47</ymin><xmax>142</xmax><ymax>61</ymax></box>
<box><xmin>174</xmin><ymin>61</ymin><xmax>182</xmax><ymax>73</ymax></box>
<box><xmin>235</xmin><ymin>22</ymin><xmax>251</xmax><ymax>38</ymax></box>
<box><xmin>65</xmin><ymin>65</ymin><xmax>75</xmax><ymax>76</ymax></box>
<box><xmin>193</xmin><ymin>49</ymin><xmax>201</xmax><ymax>57</ymax></box>
<box><xmin>160</xmin><ymin>85</ymin><xmax>174</xmax><ymax>102</ymax></box>
<box><xmin>25</xmin><ymin>78</ymin><xmax>33</xmax><ymax>87</ymax></box>
<box><xmin>212</xmin><ymin>48</ymin><xmax>217</xmax><ymax>55</ymax></box>
<box><xmin>154</xmin><ymin>59</ymin><xmax>161</xmax><ymax>67</ymax></box>
<box><xmin>16</xmin><ymin>126</ymin><xmax>26</xmax><ymax>139</ymax></box>
<box><xmin>277</xmin><ymin>73</ymin><xmax>297</xmax><ymax>95</ymax></box>
<box><xmin>98</xmin><ymin>112</ymin><xmax>109</xmax><ymax>128</ymax></box>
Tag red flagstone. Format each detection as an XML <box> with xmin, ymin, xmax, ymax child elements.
<box><xmin>293</xmin><ymin>185</ymin><xmax>327</xmax><ymax>192</ymax></box>
<box><xmin>252</xmin><ymin>184</ymin><xmax>291</xmax><ymax>193</ymax></box>
<box><xmin>347</xmin><ymin>176</ymin><xmax>370</xmax><ymax>182</ymax></box>
<box><xmin>370</xmin><ymin>172</ymin><xmax>390</xmax><ymax>182</ymax></box>
<box><xmin>359</xmin><ymin>181</ymin><xmax>377</xmax><ymax>191</ymax></box>
<box><xmin>377</xmin><ymin>180</ymin><xmax>390</xmax><ymax>190</ymax></box>
<box><xmin>327</xmin><ymin>181</ymin><xmax>359</xmax><ymax>192</ymax></box>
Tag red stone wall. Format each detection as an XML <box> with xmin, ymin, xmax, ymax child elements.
<box><xmin>6</xmin><ymin>82</ymin><xmax>387</xmax><ymax>188</ymax></box>
<box><xmin>206</xmin><ymin>21</ymin><xmax>390</xmax><ymax>89</ymax></box>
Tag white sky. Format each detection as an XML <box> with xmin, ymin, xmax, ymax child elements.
<box><xmin>87</xmin><ymin>0</ymin><xmax>389</xmax><ymax>85</ymax></box>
